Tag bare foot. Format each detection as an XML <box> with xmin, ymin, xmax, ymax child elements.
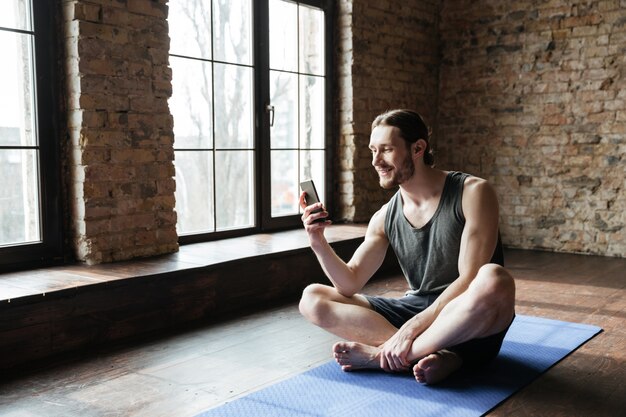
<box><xmin>332</xmin><ymin>341</ymin><xmax>381</xmax><ymax>371</ymax></box>
<box><xmin>412</xmin><ymin>350</ymin><xmax>463</xmax><ymax>384</ymax></box>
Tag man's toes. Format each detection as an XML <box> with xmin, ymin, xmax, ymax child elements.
<box><xmin>417</xmin><ymin>353</ymin><xmax>440</xmax><ymax>370</ymax></box>
<box><xmin>332</xmin><ymin>341</ymin><xmax>350</xmax><ymax>354</ymax></box>
<box><xmin>413</xmin><ymin>369</ymin><xmax>425</xmax><ymax>383</ymax></box>
<box><xmin>335</xmin><ymin>356</ymin><xmax>348</xmax><ymax>366</ymax></box>
<box><xmin>413</xmin><ymin>351</ymin><xmax>463</xmax><ymax>385</ymax></box>
<box><xmin>412</xmin><ymin>363</ymin><xmax>421</xmax><ymax>375</ymax></box>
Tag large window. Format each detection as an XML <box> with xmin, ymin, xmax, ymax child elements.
<box><xmin>0</xmin><ymin>0</ymin><xmax>61</xmax><ymax>270</ymax></box>
<box><xmin>169</xmin><ymin>0</ymin><xmax>331</xmax><ymax>242</ymax></box>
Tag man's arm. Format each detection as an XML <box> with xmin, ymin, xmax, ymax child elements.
<box><xmin>300</xmin><ymin>193</ymin><xmax>390</xmax><ymax>297</ymax></box>
<box><xmin>380</xmin><ymin>177</ymin><xmax>500</xmax><ymax>370</ymax></box>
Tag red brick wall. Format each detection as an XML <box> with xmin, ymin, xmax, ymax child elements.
<box><xmin>437</xmin><ymin>0</ymin><xmax>625</xmax><ymax>256</ymax></box>
<box><xmin>63</xmin><ymin>0</ymin><xmax>178</xmax><ymax>264</ymax></box>
<box><xmin>335</xmin><ymin>0</ymin><xmax>441</xmax><ymax>222</ymax></box>
<box><xmin>61</xmin><ymin>0</ymin><xmax>624</xmax><ymax>262</ymax></box>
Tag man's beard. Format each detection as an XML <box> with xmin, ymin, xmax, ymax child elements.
<box><xmin>378</xmin><ymin>154</ymin><xmax>415</xmax><ymax>189</ymax></box>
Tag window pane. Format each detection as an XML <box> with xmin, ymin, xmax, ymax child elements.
<box><xmin>299</xmin><ymin>5</ymin><xmax>324</xmax><ymax>76</ymax></box>
<box><xmin>270</xmin><ymin>71</ymin><xmax>298</xmax><ymax>149</ymax></box>
<box><xmin>174</xmin><ymin>151</ymin><xmax>214</xmax><ymax>235</ymax></box>
<box><xmin>0</xmin><ymin>0</ymin><xmax>31</xmax><ymax>31</ymax></box>
<box><xmin>168</xmin><ymin>0</ymin><xmax>211</xmax><ymax>59</ymax></box>
<box><xmin>271</xmin><ymin>150</ymin><xmax>298</xmax><ymax>217</ymax></box>
<box><xmin>169</xmin><ymin>0</ymin><xmax>327</xmax><ymax>235</ymax></box>
<box><xmin>269</xmin><ymin>2</ymin><xmax>326</xmax><ymax>222</ymax></box>
<box><xmin>300</xmin><ymin>150</ymin><xmax>325</xmax><ymax>209</ymax></box>
<box><xmin>214</xmin><ymin>63</ymin><xmax>253</xmax><ymax>149</ymax></box>
<box><xmin>213</xmin><ymin>0</ymin><xmax>252</xmax><ymax>65</ymax></box>
<box><xmin>300</xmin><ymin>75</ymin><xmax>325</xmax><ymax>149</ymax></box>
<box><xmin>215</xmin><ymin>151</ymin><xmax>254</xmax><ymax>230</ymax></box>
<box><xmin>170</xmin><ymin>56</ymin><xmax>213</xmax><ymax>149</ymax></box>
<box><xmin>0</xmin><ymin>149</ymin><xmax>40</xmax><ymax>246</ymax></box>
<box><xmin>0</xmin><ymin>31</ymin><xmax>36</xmax><ymax>147</ymax></box>
<box><xmin>269</xmin><ymin>0</ymin><xmax>297</xmax><ymax>72</ymax></box>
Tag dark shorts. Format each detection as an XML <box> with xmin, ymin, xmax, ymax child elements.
<box><xmin>365</xmin><ymin>293</ymin><xmax>514</xmax><ymax>368</ymax></box>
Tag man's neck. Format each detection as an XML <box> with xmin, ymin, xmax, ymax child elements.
<box><xmin>398</xmin><ymin>166</ymin><xmax>448</xmax><ymax>207</ymax></box>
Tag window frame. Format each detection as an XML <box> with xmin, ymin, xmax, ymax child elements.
<box><xmin>259</xmin><ymin>0</ymin><xmax>334</xmax><ymax>232</ymax></box>
<box><xmin>177</xmin><ymin>0</ymin><xmax>333</xmax><ymax>244</ymax></box>
<box><xmin>0</xmin><ymin>0</ymin><xmax>63</xmax><ymax>271</ymax></box>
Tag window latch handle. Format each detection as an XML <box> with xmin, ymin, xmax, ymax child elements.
<box><xmin>266</xmin><ymin>104</ymin><xmax>275</xmax><ymax>127</ymax></box>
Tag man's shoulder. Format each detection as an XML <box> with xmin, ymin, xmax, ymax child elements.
<box><xmin>461</xmin><ymin>175</ymin><xmax>499</xmax><ymax>218</ymax></box>
<box><xmin>462</xmin><ymin>175</ymin><xmax>493</xmax><ymax>195</ymax></box>
<box><xmin>371</xmin><ymin>203</ymin><xmax>390</xmax><ymax>225</ymax></box>
<box><xmin>366</xmin><ymin>203</ymin><xmax>391</xmax><ymax>238</ymax></box>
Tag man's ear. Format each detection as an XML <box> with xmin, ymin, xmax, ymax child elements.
<box><xmin>413</xmin><ymin>139</ymin><xmax>427</xmax><ymax>157</ymax></box>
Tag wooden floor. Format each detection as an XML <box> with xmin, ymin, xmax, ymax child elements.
<box><xmin>0</xmin><ymin>248</ymin><xmax>624</xmax><ymax>416</ymax></box>
<box><xmin>0</xmin><ymin>225</ymin><xmax>387</xmax><ymax>371</ymax></box>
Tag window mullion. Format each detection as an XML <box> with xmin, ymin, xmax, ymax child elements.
<box><xmin>210</xmin><ymin>0</ymin><xmax>217</xmax><ymax>233</ymax></box>
<box><xmin>257</xmin><ymin>0</ymin><xmax>272</xmax><ymax>231</ymax></box>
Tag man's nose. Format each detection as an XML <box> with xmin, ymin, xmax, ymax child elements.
<box><xmin>371</xmin><ymin>151</ymin><xmax>380</xmax><ymax>166</ymax></box>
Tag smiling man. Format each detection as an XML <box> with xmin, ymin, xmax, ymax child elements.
<box><xmin>298</xmin><ymin>109</ymin><xmax>516</xmax><ymax>384</ymax></box>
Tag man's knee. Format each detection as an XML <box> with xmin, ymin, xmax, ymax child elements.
<box><xmin>470</xmin><ymin>264</ymin><xmax>516</xmax><ymax>306</ymax></box>
<box><xmin>462</xmin><ymin>264</ymin><xmax>516</xmax><ymax>335</ymax></box>
<box><xmin>299</xmin><ymin>283</ymin><xmax>334</xmax><ymax>325</ymax></box>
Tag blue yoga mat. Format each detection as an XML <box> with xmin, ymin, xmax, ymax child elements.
<box><xmin>196</xmin><ymin>315</ymin><xmax>601</xmax><ymax>417</ymax></box>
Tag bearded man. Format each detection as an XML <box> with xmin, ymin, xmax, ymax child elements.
<box><xmin>299</xmin><ymin>109</ymin><xmax>516</xmax><ymax>384</ymax></box>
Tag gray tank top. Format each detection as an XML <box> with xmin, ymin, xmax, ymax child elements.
<box><xmin>384</xmin><ymin>171</ymin><xmax>503</xmax><ymax>296</ymax></box>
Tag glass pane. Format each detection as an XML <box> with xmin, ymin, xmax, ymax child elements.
<box><xmin>299</xmin><ymin>5</ymin><xmax>324</xmax><ymax>76</ymax></box>
<box><xmin>299</xmin><ymin>75</ymin><xmax>325</xmax><ymax>149</ymax></box>
<box><xmin>0</xmin><ymin>31</ymin><xmax>36</xmax><ymax>147</ymax></box>
<box><xmin>0</xmin><ymin>0</ymin><xmax>31</xmax><ymax>31</ymax></box>
<box><xmin>170</xmin><ymin>56</ymin><xmax>213</xmax><ymax>149</ymax></box>
<box><xmin>271</xmin><ymin>150</ymin><xmax>298</xmax><ymax>217</ymax></box>
<box><xmin>214</xmin><ymin>63</ymin><xmax>253</xmax><ymax>149</ymax></box>
<box><xmin>270</xmin><ymin>71</ymin><xmax>298</xmax><ymax>149</ymax></box>
<box><xmin>215</xmin><ymin>150</ymin><xmax>254</xmax><ymax>230</ymax></box>
<box><xmin>168</xmin><ymin>0</ymin><xmax>212</xmax><ymax>59</ymax></box>
<box><xmin>269</xmin><ymin>0</ymin><xmax>297</xmax><ymax>72</ymax></box>
<box><xmin>174</xmin><ymin>151</ymin><xmax>214</xmax><ymax>235</ymax></box>
<box><xmin>213</xmin><ymin>0</ymin><xmax>252</xmax><ymax>65</ymax></box>
<box><xmin>300</xmin><ymin>150</ymin><xmax>325</xmax><ymax>210</ymax></box>
<box><xmin>0</xmin><ymin>149</ymin><xmax>40</xmax><ymax>246</ymax></box>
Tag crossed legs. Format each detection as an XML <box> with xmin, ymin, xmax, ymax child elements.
<box><xmin>298</xmin><ymin>283</ymin><xmax>398</xmax><ymax>346</ymax></box>
<box><xmin>298</xmin><ymin>264</ymin><xmax>516</xmax><ymax>384</ymax></box>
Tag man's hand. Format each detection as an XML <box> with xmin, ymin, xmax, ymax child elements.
<box><xmin>379</xmin><ymin>326</ymin><xmax>416</xmax><ymax>372</ymax></box>
<box><xmin>379</xmin><ymin>314</ymin><xmax>431</xmax><ymax>372</ymax></box>
<box><xmin>299</xmin><ymin>192</ymin><xmax>330</xmax><ymax>238</ymax></box>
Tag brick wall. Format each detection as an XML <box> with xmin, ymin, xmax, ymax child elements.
<box><xmin>335</xmin><ymin>0</ymin><xmax>441</xmax><ymax>222</ymax></box>
<box><xmin>63</xmin><ymin>0</ymin><xmax>178</xmax><ymax>264</ymax></box>
<box><xmin>59</xmin><ymin>0</ymin><xmax>623</xmax><ymax>262</ymax></box>
<box><xmin>436</xmin><ymin>0</ymin><xmax>625</xmax><ymax>256</ymax></box>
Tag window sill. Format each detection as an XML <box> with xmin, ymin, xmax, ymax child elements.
<box><xmin>0</xmin><ymin>224</ymin><xmax>368</xmax><ymax>304</ymax></box>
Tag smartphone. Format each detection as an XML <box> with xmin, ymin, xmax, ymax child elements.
<box><xmin>300</xmin><ymin>179</ymin><xmax>328</xmax><ymax>223</ymax></box>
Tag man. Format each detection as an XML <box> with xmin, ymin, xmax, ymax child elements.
<box><xmin>299</xmin><ymin>109</ymin><xmax>515</xmax><ymax>384</ymax></box>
